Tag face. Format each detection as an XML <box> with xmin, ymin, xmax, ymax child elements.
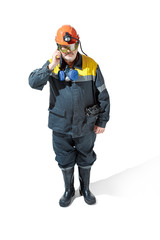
<box><xmin>59</xmin><ymin>43</ymin><xmax>79</xmax><ymax>63</ymax></box>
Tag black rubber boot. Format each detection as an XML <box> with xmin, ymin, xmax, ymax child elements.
<box><xmin>78</xmin><ymin>166</ymin><xmax>96</xmax><ymax>205</ymax></box>
<box><xmin>59</xmin><ymin>167</ymin><xmax>75</xmax><ymax>207</ymax></box>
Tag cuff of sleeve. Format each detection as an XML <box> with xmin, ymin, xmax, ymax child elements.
<box><xmin>95</xmin><ymin>120</ymin><xmax>107</xmax><ymax>128</ymax></box>
<box><xmin>36</xmin><ymin>64</ymin><xmax>52</xmax><ymax>76</ymax></box>
<box><xmin>46</xmin><ymin>65</ymin><xmax>54</xmax><ymax>73</ymax></box>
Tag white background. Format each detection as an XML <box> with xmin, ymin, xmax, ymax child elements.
<box><xmin>0</xmin><ymin>0</ymin><xmax>160</xmax><ymax>239</ymax></box>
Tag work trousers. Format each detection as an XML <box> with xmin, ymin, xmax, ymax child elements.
<box><xmin>52</xmin><ymin>131</ymin><xmax>97</xmax><ymax>168</ymax></box>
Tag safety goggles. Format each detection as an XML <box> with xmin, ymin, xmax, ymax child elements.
<box><xmin>58</xmin><ymin>42</ymin><xmax>79</xmax><ymax>53</ymax></box>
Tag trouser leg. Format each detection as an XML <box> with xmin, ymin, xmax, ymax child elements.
<box><xmin>74</xmin><ymin>132</ymin><xmax>97</xmax><ymax>205</ymax></box>
<box><xmin>52</xmin><ymin>131</ymin><xmax>76</xmax><ymax>168</ymax></box>
<box><xmin>52</xmin><ymin>132</ymin><xmax>76</xmax><ymax>206</ymax></box>
<box><xmin>74</xmin><ymin>131</ymin><xmax>96</xmax><ymax>167</ymax></box>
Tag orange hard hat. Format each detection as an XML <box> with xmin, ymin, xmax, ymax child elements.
<box><xmin>55</xmin><ymin>25</ymin><xmax>79</xmax><ymax>45</ymax></box>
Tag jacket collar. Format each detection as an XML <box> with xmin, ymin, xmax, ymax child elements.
<box><xmin>59</xmin><ymin>52</ymin><xmax>82</xmax><ymax>70</ymax></box>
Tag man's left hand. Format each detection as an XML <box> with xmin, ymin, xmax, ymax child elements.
<box><xmin>94</xmin><ymin>125</ymin><xmax>105</xmax><ymax>134</ymax></box>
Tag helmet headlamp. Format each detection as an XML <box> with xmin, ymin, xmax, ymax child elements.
<box><xmin>63</xmin><ymin>32</ymin><xmax>72</xmax><ymax>42</ymax></box>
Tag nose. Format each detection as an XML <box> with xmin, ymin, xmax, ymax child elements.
<box><xmin>67</xmin><ymin>48</ymin><xmax>71</xmax><ymax>53</ymax></box>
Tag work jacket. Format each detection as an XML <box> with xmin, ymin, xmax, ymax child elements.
<box><xmin>29</xmin><ymin>53</ymin><xmax>110</xmax><ymax>138</ymax></box>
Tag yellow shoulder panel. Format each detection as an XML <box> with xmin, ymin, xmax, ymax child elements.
<box><xmin>49</xmin><ymin>55</ymin><xmax>97</xmax><ymax>76</ymax></box>
<box><xmin>75</xmin><ymin>55</ymin><xmax>97</xmax><ymax>77</ymax></box>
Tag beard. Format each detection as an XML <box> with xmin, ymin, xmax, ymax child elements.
<box><xmin>62</xmin><ymin>50</ymin><xmax>78</xmax><ymax>63</ymax></box>
<box><xmin>63</xmin><ymin>54</ymin><xmax>76</xmax><ymax>62</ymax></box>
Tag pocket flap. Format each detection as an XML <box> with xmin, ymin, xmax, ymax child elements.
<box><xmin>49</xmin><ymin>107</ymin><xmax>65</xmax><ymax>117</ymax></box>
<box><xmin>86</xmin><ymin>115</ymin><xmax>98</xmax><ymax>123</ymax></box>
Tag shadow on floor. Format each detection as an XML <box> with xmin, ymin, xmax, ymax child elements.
<box><xmin>89</xmin><ymin>156</ymin><xmax>160</xmax><ymax>198</ymax></box>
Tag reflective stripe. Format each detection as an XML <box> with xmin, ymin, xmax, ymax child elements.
<box><xmin>51</xmin><ymin>73</ymin><xmax>96</xmax><ymax>82</ymax></box>
<box><xmin>76</xmin><ymin>75</ymin><xmax>96</xmax><ymax>82</ymax></box>
<box><xmin>97</xmin><ymin>83</ymin><xmax>106</xmax><ymax>92</ymax></box>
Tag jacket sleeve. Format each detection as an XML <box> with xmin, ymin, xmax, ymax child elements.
<box><xmin>28</xmin><ymin>60</ymin><xmax>52</xmax><ymax>90</ymax></box>
<box><xmin>95</xmin><ymin>65</ymin><xmax>110</xmax><ymax>128</ymax></box>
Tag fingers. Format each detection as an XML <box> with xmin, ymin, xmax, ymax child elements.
<box><xmin>54</xmin><ymin>50</ymin><xmax>61</xmax><ymax>60</ymax></box>
<box><xmin>94</xmin><ymin>126</ymin><xmax>105</xmax><ymax>134</ymax></box>
<box><xmin>49</xmin><ymin>50</ymin><xmax>61</xmax><ymax>70</ymax></box>
<box><xmin>95</xmin><ymin>129</ymin><xmax>104</xmax><ymax>134</ymax></box>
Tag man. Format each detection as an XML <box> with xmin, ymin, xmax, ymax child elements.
<box><xmin>29</xmin><ymin>25</ymin><xmax>110</xmax><ymax>207</ymax></box>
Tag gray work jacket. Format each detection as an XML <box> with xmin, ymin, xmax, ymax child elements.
<box><xmin>29</xmin><ymin>53</ymin><xmax>110</xmax><ymax>137</ymax></box>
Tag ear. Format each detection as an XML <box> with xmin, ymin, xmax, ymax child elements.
<box><xmin>57</xmin><ymin>43</ymin><xmax>60</xmax><ymax>50</ymax></box>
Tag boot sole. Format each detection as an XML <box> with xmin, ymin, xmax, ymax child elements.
<box><xmin>84</xmin><ymin>198</ymin><xmax>96</xmax><ymax>205</ymax></box>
